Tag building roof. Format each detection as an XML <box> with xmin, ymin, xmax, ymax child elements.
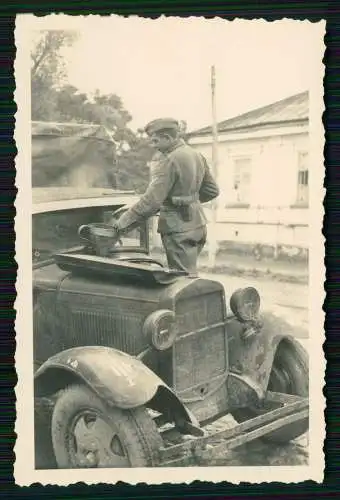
<box><xmin>188</xmin><ymin>91</ymin><xmax>309</xmax><ymax>138</ymax></box>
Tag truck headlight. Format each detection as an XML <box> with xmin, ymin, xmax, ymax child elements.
<box><xmin>230</xmin><ymin>287</ymin><xmax>261</xmax><ymax>322</ymax></box>
<box><xmin>143</xmin><ymin>309</ymin><xmax>177</xmax><ymax>351</ymax></box>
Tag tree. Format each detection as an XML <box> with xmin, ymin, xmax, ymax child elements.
<box><xmin>179</xmin><ymin>120</ymin><xmax>188</xmax><ymax>138</ymax></box>
<box><xmin>54</xmin><ymin>85</ymin><xmax>132</xmax><ymax>129</ymax></box>
<box><xmin>31</xmin><ymin>30</ymin><xmax>79</xmax><ymax>121</ymax></box>
<box><xmin>53</xmin><ymin>84</ymin><xmax>154</xmax><ymax>191</ymax></box>
<box><xmin>30</xmin><ymin>30</ymin><xmax>153</xmax><ymax>191</ymax></box>
<box><xmin>115</xmin><ymin>137</ymin><xmax>154</xmax><ymax>193</ymax></box>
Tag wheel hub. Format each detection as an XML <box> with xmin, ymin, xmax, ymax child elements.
<box><xmin>71</xmin><ymin>411</ymin><xmax>131</xmax><ymax>468</ymax></box>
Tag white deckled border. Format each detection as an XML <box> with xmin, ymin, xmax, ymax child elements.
<box><xmin>14</xmin><ymin>14</ymin><xmax>326</xmax><ymax>486</ymax></box>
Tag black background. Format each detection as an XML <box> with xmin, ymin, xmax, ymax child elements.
<box><xmin>1</xmin><ymin>1</ymin><xmax>335</xmax><ymax>498</ymax></box>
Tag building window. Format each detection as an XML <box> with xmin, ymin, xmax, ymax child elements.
<box><xmin>296</xmin><ymin>152</ymin><xmax>309</xmax><ymax>205</ymax></box>
<box><xmin>233</xmin><ymin>157</ymin><xmax>252</xmax><ymax>204</ymax></box>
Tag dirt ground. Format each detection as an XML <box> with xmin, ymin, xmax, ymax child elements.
<box><xmin>202</xmin><ymin>271</ymin><xmax>309</xmax><ymax>337</ymax></box>
<box><xmin>35</xmin><ymin>272</ymin><xmax>309</xmax><ymax>469</ymax></box>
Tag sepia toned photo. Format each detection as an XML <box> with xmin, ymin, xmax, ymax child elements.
<box><xmin>14</xmin><ymin>14</ymin><xmax>325</xmax><ymax>486</ymax></box>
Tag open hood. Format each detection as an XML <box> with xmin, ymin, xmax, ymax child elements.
<box><xmin>54</xmin><ymin>252</ymin><xmax>187</xmax><ymax>285</ymax></box>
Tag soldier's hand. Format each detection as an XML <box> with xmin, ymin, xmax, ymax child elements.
<box><xmin>110</xmin><ymin>219</ymin><xmax>120</xmax><ymax>232</ymax></box>
<box><xmin>110</xmin><ymin>219</ymin><xmax>123</xmax><ymax>247</ymax></box>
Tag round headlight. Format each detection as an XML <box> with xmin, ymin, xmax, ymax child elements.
<box><xmin>143</xmin><ymin>309</ymin><xmax>177</xmax><ymax>351</ymax></box>
<box><xmin>230</xmin><ymin>287</ymin><xmax>261</xmax><ymax>322</ymax></box>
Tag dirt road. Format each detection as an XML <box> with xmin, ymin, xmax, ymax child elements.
<box><xmin>201</xmin><ymin>272</ymin><xmax>308</xmax><ymax>337</ymax></box>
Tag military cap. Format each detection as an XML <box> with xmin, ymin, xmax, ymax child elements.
<box><xmin>145</xmin><ymin>118</ymin><xmax>179</xmax><ymax>136</ymax></box>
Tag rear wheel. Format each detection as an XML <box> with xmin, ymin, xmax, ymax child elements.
<box><xmin>231</xmin><ymin>339</ymin><xmax>309</xmax><ymax>443</ymax></box>
<box><xmin>51</xmin><ymin>384</ymin><xmax>163</xmax><ymax>468</ymax></box>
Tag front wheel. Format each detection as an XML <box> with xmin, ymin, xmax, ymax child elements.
<box><xmin>51</xmin><ymin>384</ymin><xmax>163</xmax><ymax>468</ymax></box>
<box><xmin>231</xmin><ymin>339</ymin><xmax>309</xmax><ymax>443</ymax></box>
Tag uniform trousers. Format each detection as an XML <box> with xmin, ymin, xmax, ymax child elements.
<box><xmin>161</xmin><ymin>226</ymin><xmax>207</xmax><ymax>276</ymax></box>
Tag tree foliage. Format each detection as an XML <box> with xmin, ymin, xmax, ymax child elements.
<box><xmin>31</xmin><ymin>30</ymin><xmax>154</xmax><ymax>191</ymax></box>
<box><xmin>31</xmin><ymin>30</ymin><xmax>79</xmax><ymax>121</ymax></box>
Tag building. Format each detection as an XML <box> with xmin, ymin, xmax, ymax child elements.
<box><xmin>187</xmin><ymin>91</ymin><xmax>309</xmax><ymax>261</ymax></box>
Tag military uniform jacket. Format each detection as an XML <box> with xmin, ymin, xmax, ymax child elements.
<box><xmin>117</xmin><ymin>139</ymin><xmax>220</xmax><ymax>235</ymax></box>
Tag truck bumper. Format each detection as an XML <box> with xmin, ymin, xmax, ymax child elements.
<box><xmin>158</xmin><ymin>392</ymin><xmax>309</xmax><ymax>467</ymax></box>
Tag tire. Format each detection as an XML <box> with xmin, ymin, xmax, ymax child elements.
<box><xmin>51</xmin><ymin>383</ymin><xmax>163</xmax><ymax>468</ymax></box>
<box><xmin>34</xmin><ymin>397</ymin><xmax>58</xmax><ymax>469</ymax></box>
<box><xmin>231</xmin><ymin>338</ymin><xmax>309</xmax><ymax>443</ymax></box>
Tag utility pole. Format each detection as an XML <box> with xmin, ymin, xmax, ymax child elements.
<box><xmin>208</xmin><ymin>65</ymin><xmax>218</xmax><ymax>268</ymax></box>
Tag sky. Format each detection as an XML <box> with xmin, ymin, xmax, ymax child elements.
<box><xmin>42</xmin><ymin>16</ymin><xmax>324</xmax><ymax>133</ymax></box>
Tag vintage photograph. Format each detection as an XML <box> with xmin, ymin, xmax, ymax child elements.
<box><xmin>14</xmin><ymin>15</ymin><xmax>325</xmax><ymax>486</ymax></box>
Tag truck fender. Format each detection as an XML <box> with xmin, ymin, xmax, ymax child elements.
<box><xmin>34</xmin><ymin>345</ymin><xmax>199</xmax><ymax>431</ymax></box>
<box><xmin>228</xmin><ymin>311</ymin><xmax>307</xmax><ymax>392</ymax></box>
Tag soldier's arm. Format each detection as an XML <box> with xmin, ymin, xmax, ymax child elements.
<box><xmin>116</xmin><ymin>159</ymin><xmax>175</xmax><ymax>233</ymax></box>
<box><xmin>199</xmin><ymin>156</ymin><xmax>220</xmax><ymax>203</ymax></box>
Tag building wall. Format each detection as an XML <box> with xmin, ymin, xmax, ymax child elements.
<box><xmin>186</xmin><ymin>124</ymin><xmax>310</xmax><ymax>259</ymax></box>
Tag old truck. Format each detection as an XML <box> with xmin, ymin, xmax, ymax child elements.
<box><xmin>33</xmin><ymin>190</ymin><xmax>309</xmax><ymax>469</ymax></box>
<box><xmin>32</xmin><ymin>122</ymin><xmax>309</xmax><ymax>469</ymax></box>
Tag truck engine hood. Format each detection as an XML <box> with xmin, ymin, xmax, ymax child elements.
<box><xmin>54</xmin><ymin>252</ymin><xmax>187</xmax><ymax>285</ymax></box>
<box><xmin>34</xmin><ymin>263</ymin><xmax>70</xmax><ymax>292</ymax></box>
<box><xmin>33</xmin><ymin>253</ymin><xmax>188</xmax><ymax>297</ymax></box>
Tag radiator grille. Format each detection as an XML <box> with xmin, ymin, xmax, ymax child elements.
<box><xmin>68</xmin><ymin>310</ymin><xmax>146</xmax><ymax>355</ymax></box>
<box><xmin>58</xmin><ymin>294</ymin><xmax>152</xmax><ymax>356</ymax></box>
<box><xmin>34</xmin><ymin>291</ymin><xmax>64</xmax><ymax>365</ymax></box>
<box><xmin>174</xmin><ymin>292</ymin><xmax>227</xmax><ymax>392</ymax></box>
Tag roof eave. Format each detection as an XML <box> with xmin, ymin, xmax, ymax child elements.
<box><xmin>186</xmin><ymin>118</ymin><xmax>309</xmax><ymax>139</ymax></box>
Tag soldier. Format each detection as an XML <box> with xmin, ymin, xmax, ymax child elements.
<box><xmin>113</xmin><ymin>118</ymin><xmax>220</xmax><ymax>277</ymax></box>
